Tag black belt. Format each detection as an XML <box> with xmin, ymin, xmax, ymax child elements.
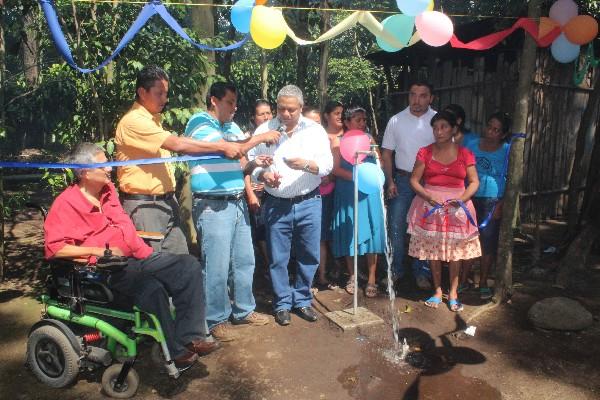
<box><xmin>193</xmin><ymin>192</ymin><xmax>245</xmax><ymax>201</ymax></box>
<box><xmin>394</xmin><ymin>167</ymin><xmax>411</xmax><ymax>176</ymax></box>
<box><xmin>121</xmin><ymin>192</ymin><xmax>175</xmax><ymax>201</ymax></box>
<box><xmin>265</xmin><ymin>188</ymin><xmax>320</xmax><ymax>203</ymax></box>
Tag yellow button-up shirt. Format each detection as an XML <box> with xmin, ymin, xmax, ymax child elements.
<box><xmin>115</xmin><ymin>102</ymin><xmax>176</xmax><ymax>195</ymax></box>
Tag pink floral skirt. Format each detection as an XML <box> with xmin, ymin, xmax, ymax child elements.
<box><xmin>407</xmin><ymin>185</ymin><xmax>481</xmax><ymax>262</ymax></box>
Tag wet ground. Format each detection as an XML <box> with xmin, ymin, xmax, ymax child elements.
<box><xmin>1</xmin><ymin>209</ymin><xmax>600</xmax><ymax>399</ymax></box>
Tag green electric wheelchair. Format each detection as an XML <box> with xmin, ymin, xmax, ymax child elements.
<box><xmin>26</xmin><ymin>206</ymin><xmax>178</xmax><ymax>399</ymax></box>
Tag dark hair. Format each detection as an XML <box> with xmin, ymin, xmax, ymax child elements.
<box><xmin>135</xmin><ymin>65</ymin><xmax>169</xmax><ymax>98</ymax></box>
<box><xmin>487</xmin><ymin>112</ymin><xmax>512</xmax><ymax>135</ymax></box>
<box><xmin>206</xmin><ymin>82</ymin><xmax>237</xmax><ymax>110</ymax></box>
<box><xmin>344</xmin><ymin>106</ymin><xmax>367</xmax><ymax>121</ymax></box>
<box><xmin>254</xmin><ymin>99</ymin><xmax>271</xmax><ymax>113</ymax></box>
<box><xmin>443</xmin><ymin>104</ymin><xmax>466</xmax><ymax>132</ymax></box>
<box><xmin>409</xmin><ymin>80</ymin><xmax>434</xmax><ymax>95</ymax></box>
<box><xmin>321</xmin><ymin>100</ymin><xmax>344</xmax><ymax>128</ymax></box>
<box><xmin>430</xmin><ymin>110</ymin><xmax>457</xmax><ymax>127</ymax></box>
<box><xmin>302</xmin><ymin>105</ymin><xmax>320</xmax><ymax>116</ymax></box>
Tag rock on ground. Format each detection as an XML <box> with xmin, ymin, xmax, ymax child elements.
<box><xmin>528</xmin><ymin>297</ymin><xmax>594</xmax><ymax>331</ymax></box>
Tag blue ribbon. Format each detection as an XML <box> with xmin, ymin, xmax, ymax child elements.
<box><xmin>422</xmin><ymin>200</ymin><xmax>477</xmax><ymax>228</ymax></box>
<box><xmin>0</xmin><ymin>154</ymin><xmax>220</xmax><ymax>169</ymax></box>
<box><xmin>39</xmin><ymin>0</ymin><xmax>250</xmax><ymax>73</ymax></box>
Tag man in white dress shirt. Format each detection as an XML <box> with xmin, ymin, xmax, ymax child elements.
<box><xmin>381</xmin><ymin>81</ymin><xmax>437</xmax><ymax>288</ymax></box>
<box><xmin>250</xmin><ymin>85</ymin><xmax>333</xmax><ymax>326</ymax></box>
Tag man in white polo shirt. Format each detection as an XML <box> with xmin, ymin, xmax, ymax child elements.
<box><xmin>250</xmin><ymin>85</ymin><xmax>333</xmax><ymax>326</ymax></box>
<box><xmin>382</xmin><ymin>81</ymin><xmax>436</xmax><ymax>288</ymax></box>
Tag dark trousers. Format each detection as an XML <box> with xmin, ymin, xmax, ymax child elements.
<box><xmin>109</xmin><ymin>253</ymin><xmax>208</xmax><ymax>358</ymax></box>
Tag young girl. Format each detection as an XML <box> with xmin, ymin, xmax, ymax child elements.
<box><xmin>407</xmin><ymin>111</ymin><xmax>481</xmax><ymax>311</ymax></box>
<box><xmin>464</xmin><ymin>112</ymin><xmax>511</xmax><ymax>300</ymax></box>
<box><xmin>331</xmin><ymin>107</ymin><xmax>385</xmax><ymax>297</ymax></box>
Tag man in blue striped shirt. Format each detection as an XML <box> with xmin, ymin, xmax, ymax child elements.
<box><xmin>185</xmin><ymin>82</ymin><xmax>280</xmax><ymax>342</ymax></box>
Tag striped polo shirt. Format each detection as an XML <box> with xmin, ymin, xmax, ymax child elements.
<box><xmin>185</xmin><ymin>112</ymin><xmax>245</xmax><ymax>195</ymax></box>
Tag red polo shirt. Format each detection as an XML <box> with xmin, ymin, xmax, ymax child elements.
<box><xmin>44</xmin><ymin>183</ymin><xmax>153</xmax><ymax>260</ymax></box>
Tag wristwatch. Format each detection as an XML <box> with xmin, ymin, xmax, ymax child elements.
<box><xmin>302</xmin><ymin>161</ymin><xmax>311</xmax><ymax>172</ymax></box>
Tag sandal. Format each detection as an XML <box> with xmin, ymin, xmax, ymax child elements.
<box><xmin>365</xmin><ymin>283</ymin><xmax>378</xmax><ymax>298</ymax></box>
<box><xmin>479</xmin><ymin>287</ymin><xmax>493</xmax><ymax>300</ymax></box>
<box><xmin>424</xmin><ymin>296</ymin><xmax>442</xmax><ymax>309</ymax></box>
<box><xmin>448</xmin><ymin>299</ymin><xmax>464</xmax><ymax>312</ymax></box>
<box><xmin>345</xmin><ymin>278</ymin><xmax>355</xmax><ymax>295</ymax></box>
<box><xmin>457</xmin><ymin>282</ymin><xmax>470</xmax><ymax>294</ymax></box>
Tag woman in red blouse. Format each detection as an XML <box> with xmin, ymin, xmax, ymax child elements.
<box><xmin>406</xmin><ymin>111</ymin><xmax>481</xmax><ymax>312</ymax></box>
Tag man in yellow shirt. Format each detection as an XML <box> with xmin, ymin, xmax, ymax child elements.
<box><xmin>115</xmin><ymin>66</ymin><xmax>247</xmax><ymax>254</ymax></box>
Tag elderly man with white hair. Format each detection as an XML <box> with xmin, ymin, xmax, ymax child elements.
<box><xmin>250</xmin><ymin>85</ymin><xmax>333</xmax><ymax>326</ymax></box>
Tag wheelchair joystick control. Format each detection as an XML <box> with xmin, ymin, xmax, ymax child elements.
<box><xmin>104</xmin><ymin>243</ymin><xmax>112</xmax><ymax>257</ymax></box>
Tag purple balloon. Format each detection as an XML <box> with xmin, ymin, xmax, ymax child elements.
<box><xmin>549</xmin><ymin>0</ymin><xmax>578</xmax><ymax>26</ymax></box>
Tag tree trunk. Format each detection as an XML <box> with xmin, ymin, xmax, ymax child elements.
<box><xmin>293</xmin><ymin>0</ymin><xmax>310</xmax><ymax>91</ymax></box>
<box><xmin>493</xmin><ymin>0</ymin><xmax>541</xmax><ymax>303</ymax></box>
<box><xmin>21</xmin><ymin>4</ymin><xmax>39</xmax><ymax>87</ymax></box>
<box><xmin>190</xmin><ymin>0</ymin><xmax>215</xmax><ymax>108</ymax></box>
<box><xmin>0</xmin><ymin>0</ymin><xmax>5</xmax><ymax>280</ymax></box>
<box><xmin>260</xmin><ymin>50</ymin><xmax>269</xmax><ymax>99</ymax></box>
<box><xmin>318</xmin><ymin>0</ymin><xmax>331</xmax><ymax>107</ymax></box>
<box><xmin>566</xmin><ymin>72</ymin><xmax>600</xmax><ymax>237</ymax></box>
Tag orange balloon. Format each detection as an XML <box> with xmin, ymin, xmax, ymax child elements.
<box><xmin>255</xmin><ymin>0</ymin><xmax>268</xmax><ymax>4</ymax></box>
<box><xmin>539</xmin><ymin>17</ymin><xmax>560</xmax><ymax>39</ymax></box>
<box><xmin>563</xmin><ymin>15</ymin><xmax>599</xmax><ymax>45</ymax></box>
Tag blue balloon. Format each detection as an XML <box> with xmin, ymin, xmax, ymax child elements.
<box><xmin>357</xmin><ymin>163</ymin><xmax>385</xmax><ymax>195</ymax></box>
<box><xmin>551</xmin><ymin>33</ymin><xmax>580</xmax><ymax>64</ymax></box>
<box><xmin>377</xmin><ymin>14</ymin><xmax>415</xmax><ymax>52</ymax></box>
<box><xmin>396</xmin><ymin>0</ymin><xmax>430</xmax><ymax>17</ymax></box>
<box><xmin>231</xmin><ymin>0</ymin><xmax>254</xmax><ymax>34</ymax></box>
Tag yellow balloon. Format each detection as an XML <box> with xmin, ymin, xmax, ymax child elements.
<box><xmin>427</xmin><ymin>0</ymin><xmax>434</xmax><ymax>11</ymax></box>
<box><xmin>250</xmin><ymin>6</ymin><xmax>287</xmax><ymax>50</ymax></box>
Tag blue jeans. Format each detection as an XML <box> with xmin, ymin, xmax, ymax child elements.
<box><xmin>387</xmin><ymin>173</ymin><xmax>430</xmax><ymax>279</ymax></box>
<box><xmin>193</xmin><ymin>197</ymin><xmax>256</xmax><ymax>329</ymax></box>
<box><xmin>263</xmin><ymin>193</ymin><xmax>322</xmax><ymax>311</ymax></box>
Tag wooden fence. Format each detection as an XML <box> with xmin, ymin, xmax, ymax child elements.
<box><xmin>381</xmin><ymin>50</ymin><xmax>597</xmax><ymax>223</ymax></box>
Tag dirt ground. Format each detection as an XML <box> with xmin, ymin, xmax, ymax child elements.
<box><xmin>1</xmin><ymin>207</ymin><xmax>600</xmax><ymax>400</ymax></box>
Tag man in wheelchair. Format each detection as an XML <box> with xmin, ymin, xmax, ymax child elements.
<box><xmin>43</xmin><ymin>142</ymin><xmax>218</xmax><ymax>371</ymax></box>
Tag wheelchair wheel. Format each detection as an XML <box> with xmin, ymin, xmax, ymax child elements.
<box><xmin>101</xmin><ymin>363</ymin><xmax>139</xmax><ymax>399</ymax></box>
<box><xmin>27</xmin><ymin>325</ymin><xmax>80</xmax><ymax>388</ymax></box>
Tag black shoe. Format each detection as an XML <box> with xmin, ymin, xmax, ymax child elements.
<box><xmin>294</xmin><ymin>306</ymin><xmax>318</xmax><ymax>322</ymax></box>
<box><xmin>274</xmin><ymin>309</ymin><xmax>291</xmax><ymax>326</ymax></box>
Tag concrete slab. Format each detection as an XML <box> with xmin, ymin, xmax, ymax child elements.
<box><xmin>325</xmin><ymin>306</ymin><xmax>384</xmax><ymax>331</ymax></box>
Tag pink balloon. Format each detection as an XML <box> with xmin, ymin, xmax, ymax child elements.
<box><xmin>549</xmin><ymin>0</ymin><xmax>578</xmax><ymax>26</ymax></box>
<box><xmin>319</xmin><ymin>181</ymin><xmax>335</xmax><ymax>196</ymax></box>
<box><xmin>415</xmin><ymin>11</ymin><xmax>454</xmax><ymax>47</ymax></box>
<box><xmin>340</xmin><ymin>130</ymin><xmax>370</xmax><ymax>165</ymax></box>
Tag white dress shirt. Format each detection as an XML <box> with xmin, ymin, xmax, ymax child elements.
<box><xmin>381</xmin><ymin>106</ymin><xmax>437</xmax><ymax>171</ymax></box>
<box><xmin>249</xmin><ymin>116</ymin><xmax>333</xmax><ymax>198</ymax></box>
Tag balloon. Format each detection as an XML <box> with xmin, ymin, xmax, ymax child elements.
<box><xmin>427</xmin><ymin>0</ymin><xmax>434</xmax><ymax>11</ymax></box>
<box><xmin>357</xmin><ymin>163</ymin><xmax>385</xmax><ymax>195</ymax></box>
<box><xmin>250</xmin><ymin>6</ymin><xmax>288</xmax><ymax>50</ymax></box>
<box><xmin>564</xmin><ymin>15</ymin><xmax>599</xmax><ymax>45</ymax></box>
<box><xmin>396</xmin><ymin>0</ymin><xmax>430</xmax><ymax>17</ymax></box>
<box><xmin>340</xmin><ymin>130</ymin><xmax>371</xmax><ymax>165</ymax></box>
<box><xmin>376</xmin><ymin>14</ymin><xmax>415</xmax><ymax>52</ymax></box>
<box><xmin>319</xmin><ymin>181</ymin><xmax>335</xmax><ymax>196</ymax></box>
<box><xmin>415</xmin><ymin>11</ymin><xmax>454</xmax><ymax>47</ymax></box>
<box><xmin>549</xmin><ymin>0</ymin><xmax>578</xmax><ymax>26</ymax></box>
<box><xmin>538</xmin><ymin>17</ymin><xmax>560</xmax><ymax>39</ymax></box>
<box><xmin>551</xmin><ymin>33</ymin><xmax>580</xmax><ymax>63</ymax></box>
<box><xmin>231</xmin><ymin>0</ymin><xmax>254</xmax><ymax>34</ymax></box>
<box><xmin>255</xmin><ymin>0</ymin><xmax>268</xmax><ymax>4</ymax></box>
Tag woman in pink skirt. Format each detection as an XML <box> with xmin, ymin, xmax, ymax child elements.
<box><xmin>407</xmin><ymin>111</ymin><xmax>481</xmax><ymax>312</ymax></box>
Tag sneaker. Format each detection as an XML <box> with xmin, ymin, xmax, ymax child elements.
<box><xmin>415</xmin><ymin>275</ymin><xmax>432</xmax><ymax>290</ymax></box>
<box><xmin>232</xmin><ymin>311</ymin><xmax>270</xmax><ymax>326</ymax></box>
<box><xmin>210</xmin><ymin>323</ymin><xmax>238</xmax><ymax>342</ymax></box>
